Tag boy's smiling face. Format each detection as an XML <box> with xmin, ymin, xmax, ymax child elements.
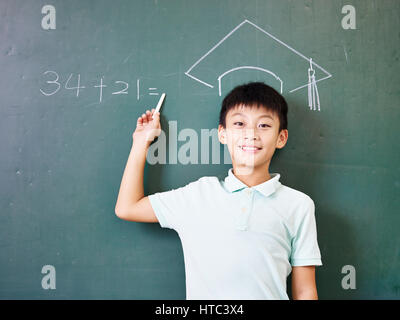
<box><xmin>218</xmin><ymin>104</ymin><xmax>288</xmax><ymax>175</ymax></box>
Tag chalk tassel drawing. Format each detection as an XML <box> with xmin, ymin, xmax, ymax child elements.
<box><xmin>307</xmin><ymin>58</ymin><xmax>321</xmax><ymax>111</ymax></box>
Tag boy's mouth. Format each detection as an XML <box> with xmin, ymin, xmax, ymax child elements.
<box><xmin>239</xmin><ymin>145</ymin><xmax>262</xmax><ymax>153</ymax></box>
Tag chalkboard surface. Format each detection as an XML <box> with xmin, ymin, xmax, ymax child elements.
<box><xmin>1</xmin><ymin>0</ymin><xmax>399</xmax><ymax>299</ymax></box>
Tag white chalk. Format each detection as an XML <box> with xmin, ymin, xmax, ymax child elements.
<box><xmin>155</xmin><ymin>93</ymin><xmax>166</xmax><ymax>114</ymax></box>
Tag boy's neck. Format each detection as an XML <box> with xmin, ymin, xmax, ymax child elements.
<box><xmin>232</xmin><ymin>165</ymin><xmax>272</xmax><ymax>188</ymax></box>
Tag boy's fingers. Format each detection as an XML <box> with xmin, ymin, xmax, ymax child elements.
<box><xmin>139</xmin><ymin>109</ymin><xmax>159</xmax><ymax>126</ymax></box>
<box><xmin>146</xmin><ymin>110</ymin><xmax>152</xmax><ymax>121</ymax></box>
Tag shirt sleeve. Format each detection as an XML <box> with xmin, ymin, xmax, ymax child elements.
<box><xmin>148</xmin><ymin>181</ymin><xmax>196</xmax><ymax>232</ymax></box>
<box><xmin>290</xmin><ymin>197</ymin><xmax>323</xmax><ymax>267</ymax></box>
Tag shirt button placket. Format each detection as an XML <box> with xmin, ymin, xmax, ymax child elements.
<box><xmin>236</xmin><ymin>188</ymin><xmax>253</xmax><ymax>230</ymax></box>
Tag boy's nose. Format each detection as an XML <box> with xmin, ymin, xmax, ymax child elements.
<box><xmin>243</xmin><ymin>129</ymin><xmax>258</xmax><ymax>140</ymax></box>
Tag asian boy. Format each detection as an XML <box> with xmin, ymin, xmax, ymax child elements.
<box><xmin>115</xmin><ymin>82</ymin><xmax>322</xmax><ymax>300</ymax></box>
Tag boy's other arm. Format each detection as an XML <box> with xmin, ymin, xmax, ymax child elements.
<box><xmin>291</xmin><ymin>266</ymin><xmax>318</xmax><ymax>300</ymax></box>
<box><xmin>115</xmin><ymin>109</ymin><xmax>161</xmax><ymax>222</ymax></box>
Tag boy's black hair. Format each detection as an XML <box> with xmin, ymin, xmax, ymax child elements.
<box><xmin>219</xmin><ymin>82</ymin><xmax>288</xmax><ymax>132</ymax></box>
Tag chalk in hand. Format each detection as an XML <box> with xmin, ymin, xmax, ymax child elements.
<box><xmin>155</xmin><ymin>93</ymin><xmax>166</xmax><ymax>114</ymax></box>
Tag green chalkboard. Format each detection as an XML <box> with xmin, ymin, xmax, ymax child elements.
<box><xmin>0</xmin><ymin>0</ymin><xmax>399</xmax><ymax>299</ymax></box>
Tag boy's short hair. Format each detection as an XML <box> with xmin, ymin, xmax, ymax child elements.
<box><xmin>219</xmin><ymin>82</ymin><xmax>288</xmax><ymax>132</ymax></box>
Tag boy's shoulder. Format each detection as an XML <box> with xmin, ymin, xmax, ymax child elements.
<box><xmin>187</xmin><ymin>175</ymin><xmax>220</xmax><ymax>187</ymax></box>
<box><xmin>176</xmin><ymin>175</ymin><xmax>219</xmax><ymax>190</ymax></box>
<box><xmin>180</xmin><ymin>174</ymin><xmax>228</xmax><ymax>195</ymax></box>
<box><xmin>277</xmin><ymin>183</ymin><xmax>314</xmax><ymax>205</ymax></box>
<box><xmin>275</xmin><ymin>184</ymin><xmax>315</xmax><ymax>223</ymax></box>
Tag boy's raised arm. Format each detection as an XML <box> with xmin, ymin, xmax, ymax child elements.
<box><xmin>115</xmin><ymin>108</ymin><xmax>161</xmax><ymax>222</ymax></box>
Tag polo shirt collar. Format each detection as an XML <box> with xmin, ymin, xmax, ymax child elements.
<box><xmin>223</xmin><ymin>168</ymin><xmax>282</xmax><ymax>197</ymax></box>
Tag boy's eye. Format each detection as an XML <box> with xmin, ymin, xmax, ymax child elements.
<box><xmin>233</xmin><ymin>122</ymin><xmax>271</xmax><ymax>128</ymax></box>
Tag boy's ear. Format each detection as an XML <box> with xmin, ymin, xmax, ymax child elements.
<box><xmin>218</xmin><ymin>124</ymin><xmax>227</xmax><ymax>144</ymax></box>
<box><xmin>276</xmin><ymin>129</ymin><xmax>288</xmax><ymax>149</ymax></box>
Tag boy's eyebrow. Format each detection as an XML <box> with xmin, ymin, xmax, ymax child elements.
<box><xmin>230</xmin><ymin>112</ymin><xmax>274</xmax><ymax>120</ymax></box>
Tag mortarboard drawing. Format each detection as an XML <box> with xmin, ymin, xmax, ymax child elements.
<box><xmin>185</xmin><ymin>19</ymin><xmax>332</xmax><ymax>111</ymax></box>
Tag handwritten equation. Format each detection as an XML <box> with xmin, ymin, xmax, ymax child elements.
<box><xmin>39</xmin><ymin>71</ymin><xmax>162</xmax><ymax>103</ymax></box>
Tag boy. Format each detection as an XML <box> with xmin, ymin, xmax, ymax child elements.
<box><xmin>115</xmin><ymin>82</ymin><xmax>322</xmax><ymax>300</ymax></box>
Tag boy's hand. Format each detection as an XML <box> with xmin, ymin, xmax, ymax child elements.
<box><xmin>132</xmin><ymin>108</ymin><xmax>161</xmax><ymax>147</ymax></box>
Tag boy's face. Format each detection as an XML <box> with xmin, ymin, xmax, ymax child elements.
<box><xmin>218</xmin><ymin>104</ymin><xmax>288</xmax><ymax>175</ymax></box>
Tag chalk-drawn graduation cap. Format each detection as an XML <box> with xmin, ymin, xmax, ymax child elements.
<box><xmin>185</xmin><ymin>20</ymin><xmax>332</xmax><ymax>111</ymax></box>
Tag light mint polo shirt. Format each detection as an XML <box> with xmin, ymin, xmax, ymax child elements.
<box><xmin>148</xmin><ymin>168</ymin><xmax>322</xmax><ymax>300</ymax></box>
